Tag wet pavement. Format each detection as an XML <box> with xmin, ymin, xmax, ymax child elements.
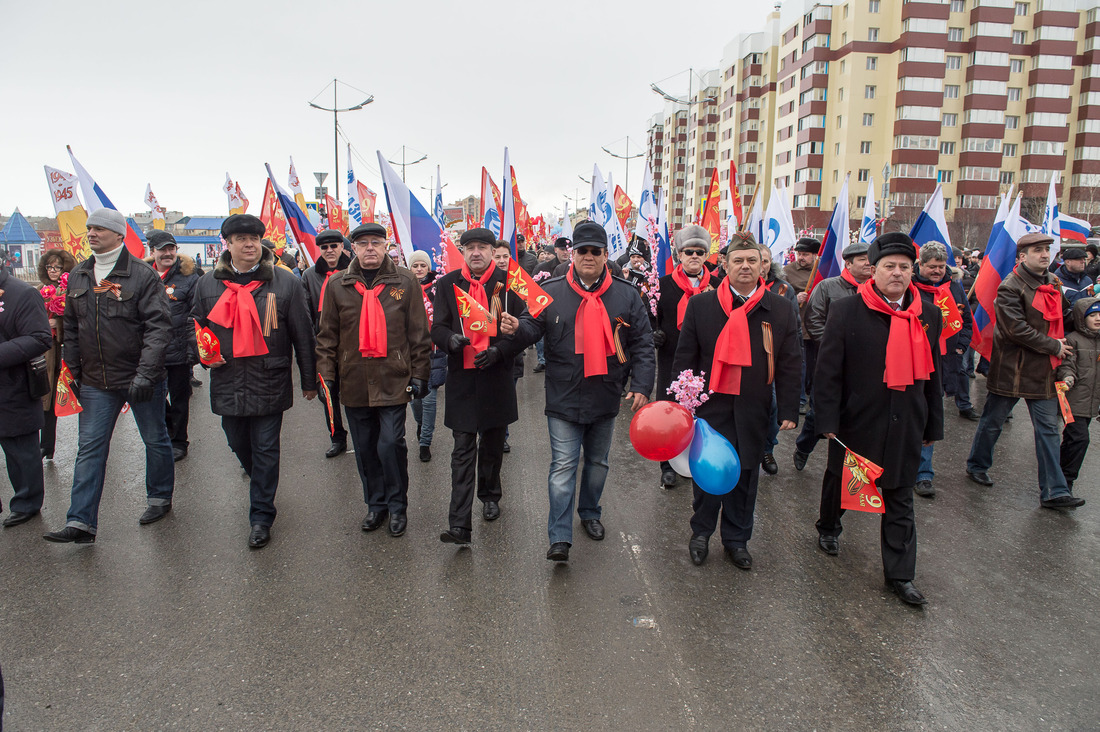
<box><xmin>1</xmin><ymin>357</ymin><xmax>1098</xmax><ymax>730</ymax></box>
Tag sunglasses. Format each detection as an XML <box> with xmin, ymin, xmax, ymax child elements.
<box><xmin>574</xmin><ymin>246</ymin><xmax>604</xmax><ymax>257</ymax></box>
<box><xmin>318</xmin><ymin>244</ymin><xmax>342</xmax><ymax>250</ymax></box>
<box><xmin>682</xmin><ymin>249</ymin><xmax>707</xmax><ymax>257</ymax></box>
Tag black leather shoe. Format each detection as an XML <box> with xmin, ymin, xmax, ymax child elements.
<box><xmin>361</xmin><ymin>510</ymin><xmax>389</xmax><ymax>532</ymax></box>
<box><xmin>914</xmin><ymin>480</ymin><xmax>935</xmax><ymax>498</ymax></box>
<box><xmin>482</xmin><ymin>501</ymin><xmax>501</xmax><ymax>521</ymax></box>
<box><xmin>2</xmin><ymin>510</ymin><xmax>39</xmax><ymax>528</ymax></box>
<box><xmin>172</xmin><ymin>447</ymin><xmax>187</xmax><ymax>462</ymax></box>
<box><xmin>502</xmin><ymin>441</ymin><xmax>511</xmax><ymax>453</ymax></box>
<box><xmin>419</xmin><ymin>445</ymin><xmax>431</xmax><ymax>462</ymax></box>
<box><xmin>726</xmin><ymin>546</ymin><xmax>753</xmax><ymax>570</ymax></box>
<box><xmin>967</xmin><ymin>471</ymin><xmax>994</xmax><ymax>486</ymax></box>
<box><xmin>661</xmin><ymin>469</ymin><xmax>678</xmax><ymax>488</ymax></box>
<box><xmin>248</xmin><ymin>524</ymin><xmax>271</xmax><ymax>548</ymax></box>
<box><xmin>689</xmin><ymin>535</ymin><xmax>708</xmax><ymax>565</ymax></box>
<box><xmin>794</xmin><ymin>450</ymin><xmax>809</xmax><ymax>471</ymax></box>
<box><xmin>546</xmin><ymin>542</ymin><xmax>570</xmax><ymax>561</ymax></box>
<box><xmin>439</xmin><ymin>527</ymin><xmax>471</xmax><ymax>545</ymax></box>
<box><xmin>43</xmin><ymin>526</ymin><xmax>96</xmax><ymax>543</ymax></box>
<box><xmin>388</xmin><ymin>513</ymin><xmax>407</xmax><ymax>536</ymax></box>
<box><xmin>958</xmin><ymin>408</ymin><xmax>981</xmax><ymax>421</ymax></box>
<box><xmin>533</xmin><ymin>362</ymin><xmax>546</xmax><ymax>373</ymax></box>
<box><xmin>1041</xmin><ymin>495</ymin><xmax>1086</xmax><ymax>509</ymax></box>
<box><xmin>581</xmin><ymin>519</ymin><xmax>605</xmax><ymax>541</ymax></box>
<box><xmin>818</xmin><ymin>535</ymin><xmax>839</xmax><ymax>555</ymax></box>
<box><xmin>138</xmin><ymin>504</ymin><xmax>171</xmax><ymax>525</ymax></box>
<box><xmin>761</xmin><ymin>453</ymin><xmax>778</xmax><ymax>475</ymax></box>
<box><xmin>888</xmin><ymin>580</ymin><xmax>927</xmax><ymax>606</ymax></box>
<box><xmin>325</xmin><ymin>441</ymin><xmax>347</xmax><ymax>458</ymax></box>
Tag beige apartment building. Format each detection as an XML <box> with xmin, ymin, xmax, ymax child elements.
<box><xmin>648</xmin><ymin>0</ymin><xmax>1100</xmax><ymax>242</ymax></box>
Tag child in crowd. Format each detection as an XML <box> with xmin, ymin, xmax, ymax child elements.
<box><xmin>1057</xmin><ymin>297</ymin><xmax>1100</xmax><ymax>488</ymax></box>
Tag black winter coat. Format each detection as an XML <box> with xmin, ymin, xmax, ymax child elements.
<box><xmin>653</xmin><ymin>271</ymin><xmax>721</xmax><ymax>398</ymax></box>
<box><xmin>813</xmin><ymin>290</ymin><xmax>944</xmax><ymax>490</ymax></box>
<box><xmin>63</xmin><ymin>247</ymin><xmax>172</xmax><ymax>390</ymax></box>
<box><xmin>431</xmin><ymin>266</ymin><xmax>535</xmax><ymax>432</ymax></box>
<box><xmin>0</xmin><ymin>270</ymin><xmax>52</xmax><ymax>437</ymax></box>
<box><xmin>525</xmin><ymin>270</ymin><xmax>655</xmax><ymax>424</ymax></box>
<box><xmin>192</xmin><ymin>248</ymin><xmax>317</xmax><ymax>417</ymax></box>
<box><xmin>149</xmin><ymin>255</ymin><xmax>200</xmax><ymax>367</ymax></box>
<box><xmin>302</xmin><ymin>251</ymin><xmax>352</xmax><ymax>329</ymax></box>
<box><xmin>672</xmin><ymin>285</ymin><xmax>802</xmax><ymax>467</ymax></box>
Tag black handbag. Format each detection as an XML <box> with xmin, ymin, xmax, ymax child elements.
<box><xmin>26</xmin><ymin>355</ymin><xmax>50</xmax><ymax>400</ymax></box>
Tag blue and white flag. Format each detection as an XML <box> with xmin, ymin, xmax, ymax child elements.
<box><xmin>432</xmin><ymin>165</ymin><xmax>446</xmax><ymax>230</ymax></box>
<box><xmin>1043</xmin><ymin>174</ymin><xmax>1061</xmax><ymax>259</ymax></box>
<box><xmin>346</xmin><ymin>145</ymin><xmax>363</xmax><ymax>227</ymax></box>
<box><xmin>634</xmin><ymin>161</ymin><xmax>657</xmax><ymax>243</ymax></box>
<box><xmin>860</xmin><ymin>177</ymin><xmax>877</xmax><ymax>246</ymax></box>
<box><xmin>762</xmin><ymin>181</ymin><xmax>797</xmax><ymax>261</ymax></box>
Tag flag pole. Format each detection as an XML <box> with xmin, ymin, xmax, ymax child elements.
<box><xmin>740</xmin><ymin>182</ymin><xmax>761</xmax><ymax>232</ymax></box>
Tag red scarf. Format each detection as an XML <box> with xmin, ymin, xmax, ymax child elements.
<box><xmin>459</xmin><ymin>262</ymin><xmax>495</xmax><ymax>368</ymax></box>
<box><xmin>566</xmin><ymin>265</ymin><xmax>616</xmax><ymax>377</ymax></box>
<box><xmin>1033</xmin><ymin>280</ymin><xmax>1065</xmax><ymax>370</ymax></box>
<box><xmin>208</xmin><ymin>281</ymin><xmax>269</xmax><ymax>358</ymax></box>
<box><xmin>353</xmin><ymin>281</ymin><xmax>388</xmax><ymax>357</ymax></box>
<box><xmin>913</xmin><ymin>279</ymin><xmax>962</xmax><ymax>355</ymax></box>
<box><xmin>711</xmin><ymin>279</ymin><xmax>766</xmax><ymax>395</ymax></box>
<box><xmin>840</xmin><ymin>267</ymin><xmax>860</xmax><ymax>288</ymax></box>
<box><xmin>671</xmin><ymin>265</ymin><xmax>709</xmax><ymax>329</ymax></box>
<box><xmin>857</xmin><ymin>280</ymin><xmax>934</xmax><ymax>391</ymax></box>
<box><xmin>318</xmin><ymin>271</ymin><xmax>335</xmax><ymax>312</ymax></box>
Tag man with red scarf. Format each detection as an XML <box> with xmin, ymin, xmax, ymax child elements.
<box><xmin>316</xmin><ymin>222</ymin><xmax>430</xmax><ymax>538</ymax></box>
<box><xmin>522</xmin><ymin>222</ymin><xmax>654</xmax><ymax>562</ymax></box>
<box><xmin>673</xmin><ymin>233</ymin><xmax>802</xmax><ymax>569</ymax></box>
<box><xmin>432</xmin><ymin>228</ymin><xmax>532</xmax><ymax>546</ymax></box>
<box><xmin>814</xmin><ymin>232</ymin><xmax>943</xmax><ymax>606</ymax></box>
<box><xmin>967</xmin><ymin>232</ymin><xmax>1084</xmax><ymax>510</ymax></box>
<box><xmin>191</xmin><ymin>214</ymin><xmax>317</xmax><ymax>549</ymax></box>
<box><xmin>652</xmin><ymin>225</ymin><xmax>720</xmax><ymax>487</ymax></box>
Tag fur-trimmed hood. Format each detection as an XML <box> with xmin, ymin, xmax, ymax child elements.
<box><xmin>144</xmin><ymin>253</ymin><xmax>197</xmax><ymax>277</ymax></box>
<box><xmin>37</xmin><ymin>248</ymin><xmax>77</xmax><ymax>286</ymax></box>
<box><xmin>213</xmin><ymin>246</ymin><xmax>276</xmax><ymax>281</ymax></box>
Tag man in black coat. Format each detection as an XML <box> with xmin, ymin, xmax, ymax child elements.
<box><xmin>191</xmin><ymin>214</ymin><xmax>317</xmax><ymax>549</ymax></box>
<box><xmin>521</xmin><ymin>222</ymin><xmax>655</xmax><ymax>562</ymax></box>
<box><xmin>673</xmin><ymin>233</ymin><xmax>802</xmax><ymax>568</ymax></box>
<box><xmin>431</xmin><ymin>228</ymin><xmax>533</xmax><ymax>546</ymax></box>
<box><xmin>44</xmin><ymin>208</ymin><xmax>175</xmax><ymax>544</ymax></box>
<box><xmin>0</xmin><ymin>267</ymin><xmax>52</xmax><ymax>528</ymax></box>
<box><xmin>813</xmin><ymin>232</ymin><xmax>943</xmax><ymax>606</ymax></box>
<box><xmin>536</xmin><ymin>237</ymin><xmax>571</xmax><ymax>278</ymax></box>
<box><xmin>147</xmin><ymin>231</ymin><xmax>200</xmax><ymax>462</ymax></box>
<box><xmin>515</xmin><ymin>233</ymin><xmax>539</xmax><ymax>275</ymax></box>
<box><xmin>302</xmin><ymin>229</ymin><xmax>353</xmax><ymax>458</ymax></box>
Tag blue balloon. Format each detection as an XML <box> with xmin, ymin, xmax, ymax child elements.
<box><xmin>688</xmin><ymin>418</ymin><xmax>741</xmax><ymax>495</ymax></box>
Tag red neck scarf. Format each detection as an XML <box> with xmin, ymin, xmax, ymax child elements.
<box><xmin>857</xmin><ymin>280</ymin><xmax>934</xmax><ymax>390</ymax></box>
<box><xmin>208</xmin><ymin>281</ymin><xmax>269</xmax><ymax>358</ymax></box>
<box><xmin>671</xmin><ymin>264</ymin><xmax>709</xmax><ymax>329</ymax></box>
<box><xmin>459</xmin><ymin>262</ymin><xmax>495</xmax><ymax>368</ymax></box>
<box><xmin>711</xmin><ymin>278</ymin><xmax>767</xmax><ymax>395</ymax></box>
<box><xmin>841</xmin><ymin>267</ymin><xmax>860</xmax><ymax>288</ymax></box>
<box><xmin>912</xmin><ymin>278</ymin><xmax>962</xmax><ymax>355</ymax></box>
<box><xmin>353</xmin><ymin>281</ymin><xmax>388</xmax><ymax>357</ymax></box>
<box><xmin>1033</xmin><ymin>279</ymin><xmax>1065</xmax><ymax>369</ymax></box>
<box><xmin>318</xmin><ymin>271</ymin><xmax>335</xmax><ymax>312</ymax></box>
<box><xmin>566</xmin><ymin>265</ymin><xmax>616</xmax><ymax>377</ymax></box>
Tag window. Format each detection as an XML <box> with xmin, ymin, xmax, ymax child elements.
<box><xmin>945</xmin><ymin>85</ymin><xmax>960</xmax><ymax>99</ymax></box>
<box><xmin>971</xmin><ymin>51</ymin><xmax>1010</xmax><ymax>67</ymax></box>
<box><xmin>1015</xmin><ymin>2</ymin><xmax>1028</xmax><ymax>14</ymax></box>
<box><xmin>794</xmin><ymin>167</ymin><xmax>822</xmax><ymax>182</ymax></box>
<box><xmin>1075</xmin><ymin>147</ymin><xmax>1100</xmax><ymax>160</ymax></box>
<box><xmin>866</xmin><ymin>56</ymin><xmax>877</xmax><ymax>70</ymax></box>
<box><xmin>868</xmin><ymin>0</ymin><xmax>879</xmax><ymax>11</ymax></box>
<box><xmin>970</xmin><ymin>23</ymin><xmax>1012</xmax><ymax>39</ymax></box>
<box><xmin>1027</xmin><ymin>112</ymin><xmax>1069</xmax><ymax>127</ymax></box>
<box><xmin>904</xmin><ymin>18</ymin><xmax>947</xmax><ymax>34</ymax></box>
<box><xmin>1010</xmin><ymin>58</ymin><xmax>1024</xmax><ymax>73</ymax></box>
<box><xmin>837</xmin><ymin>115</ymin><xmax>843</xmax><ymax>128</ymax></box>
<box><xmin>903</xmin><ymin>47</ymin><xmax>945</xmax><ymax>63</ymax></box>
<box><xmin>1035</xmin><ymin>26</ymin><xmax>1075</xmax><ymax>42</ymax></box>
<box><xmin>1006</xmin><ymin>116</ymin><xmax>1019</xmax><ymax>129</ymax></box>
<box><xmin>863</xmin><ymin>113</ymin><xmax>874</xmax><ymax>126</ymax></box>
<box><xmin>962</xmin><ymin>138</ymin><xmax>1003</xmax><ymax>153</ymax></box>
<box><xmin>960</xmin><ymin>166</ymin><xmax>1000</xmax><ymax>181</ymax></box>
<box><xmin>1021</xmin><ymin>169</ymin><xmax>1057</xmax><ymax>183</ymax></box>
<box><xmin>940</xmin><ymin>141</ymin><xmax>956</xmax><ymax>155</ymax></box>
<box><xmin>948</xmin><ymin>27</ymin><xmax>964</xmax><ymax>42</ymax></box>
<box><xmin>964</xmin><ymin>109</ymin><xmax>1005</xmax><ymax>124</ymax></box>
<box><xmin>858</xmin><ymin>169</ymin><xmax>870</xmax><ymax>181</ymax></box>
<box><xmin>1008</xmin><ymin>87</ymin><xmax>1021</xmax><ymax>101</ymax></box>
<box><xmin>897</xmin><ymin>106</ymin><xmax>941</xmax><ymax>121</ymax></box>
<box><xmin>895</xmin><ymin>135</ymin><xmax>939</xmax><ymax>150</ymax></box>
<box><xmin>947</xmin><ymin>55</ymin><xmax>962</xmax><ymax>70</ymax></box>
<box><xmin>1003</xmin><ymin>143</ymin><xmax>1017</xmax><ymax>157</ymax></box>
<box><xmin>838</xmin><ymin>88</ymin><xmax>845</xmax><ymax>101</ymax></box>
<box><xmin>943</xmin><ymin>113</ymin><xmax>958</xmax><ymax>127</ymax></box>
<box><xmin>1000</xmin><ymin>171</ymin><xmax>1015</xmax><ymax>185</ymax></box>
<box><xmin>1033</xmin><ymin>55</ymin><xmax>1073</xmax><ymax>71</ymax></box>
<box><xmin>938</xmin><ymin>170</ymin><xmax>953</xmax><ymax>183</ymax></box>
<box><xmin>1081</xmin><ymin>91</ymin><xmax>1100</xmax><ymax>106</ymax></box>
<box><xmin>857</xmin><ymin>196</ymin><xmax>867</xmax><ymax>208</ymax></box>
<box><xmin>1078</xmin><ymin>119</ymin><xmax>1100</xmax><ymax>134</ymax></box>
<box><xmin>951</xmin><ymin>0</ymin><xmax>964</xmax><ymax>11</ymax></box>
<box><xmin>860</xmin><ymin>141</ymin><xmax>872</xmax><ymax>154</ymax></box>
<box><xmin>899</xmin><ymin>77</ymin><xmax>943</xmax><ymax>93</ymax></box>
<box><xmin>798</xmin><ymin>115</ymin><xmax>826</xmax><ymax>130</ymax></box>
<box><xmin>868</xmin><ymin>27</ymin><xmax>879</xmax><ymax>41</ymax></box>
<box><xmin>1025</xmin><ymin>140</ymin><xmax>1066</xmax><ymax>155</ymax></box>
<box><xmin>865</xmin><ymin>85</ymin><xmax>876</xmax><ymax>99</ymax></box>
<box><xmin>1013</xmin><ymin>30</ymin><xmax>1027</xmax><ymax>44</ymax></box>
<box><xmin>894</xmin><ymin>164</ymin><xmax>936</xmax><ymax>179</ymax></box>
<box><xmin>1030</xmin><ymin>84</ymin><xmax>1072</xmax><ymax>99</ymax></box>
<box><xmin>796</xmin><ymin>141</ymin><xmax>824</xmax><ymax>156</ymax></box>
<box><xmin>967</xmin><ymin>80</ymin><xmax>1007</xmax><ymax>96</ymax></box>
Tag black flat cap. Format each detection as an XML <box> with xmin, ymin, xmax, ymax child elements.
<box><xmin>147</xmin><ymin>230</ymin><xmax>177</xmax><ymax>249</ymax></box>
<box><xmin>350</xmin><ymin>223</ymin><xmax>387</xmax><ymax>241</ymax></box>
<box><xmin>221</xmin><ymin>214</ymin><xmax>266</xmax><ymax>239</ymax></box>
<box><xmin>868</xmin><ymin>231</ymin><xmax>916</xmax><ymax>264</ymax></box>
<box><xmin>794</xmin><ymin>237</ymin><xmax>819</xmax><ymax>253</ymax></box>
<box><xmin>316</xmin><ymin>229</ymin><xmax>349</xmax><ymax>247</ymax></box>
<box><xmin>572</xmin><ymin>221</ymin><xmax>608</xmax><ymax>248</ymax></box>
<box><xmin>460</xmin><ymin>228</ymin><xmax>497</xmax><ymax>247</ymax></box>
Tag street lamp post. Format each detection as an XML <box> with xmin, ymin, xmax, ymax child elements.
<box><xmin>388</xmin><ymin>146</ymin><xmax>428</xmax><ymax>182</ymax></box>
<box><xmin>308</xmin><ymin>78</ymin><xmax>374</xmax><ymax>200</ymax></box>
<box><xmin>650</xmin><ymin>68</ymin><xmax>718</xmax><ymax>226</ymax></box>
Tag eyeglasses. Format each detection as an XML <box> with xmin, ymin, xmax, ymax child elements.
<box><xmin>318</xmin><ymin>244</ymin><xmax>341</xmax><ymax>250</ymax></box>
<box><xmin>682</xmin><ymin>249</ymin><xmax>707</xmax><ymax>257</ymax></box>
<box><xmin>45</xmin><ymin>265</ymin><xmax>63</xmax><ymax>271</ymax></box>
<box><xmin>574</xmin><ymin>246</ymin><xmax>604</xmax><ymax>257</ymax></box>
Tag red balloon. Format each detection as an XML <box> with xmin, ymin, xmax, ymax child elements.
<box><xmin>629</xmin><ymin>402</ymin><xmax>695</xmax><ymax>461</ymax></box>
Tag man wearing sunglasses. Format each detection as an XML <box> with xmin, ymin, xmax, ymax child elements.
<box><xmin>523</xmin><ymin>221</ymin><xmax>655</xmax><ymax>563</ymax></box>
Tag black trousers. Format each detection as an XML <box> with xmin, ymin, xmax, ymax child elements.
<box><xmin>817</xmin><ymin>466</ymin><xmax>916</xmax><ymax>582</ymax></box>
<box><xmin>448</xmin><ymin>427</ymin><xmax>506</xmax><ymax>531</ymax></box>
<box><xmin>345</xmin><ymin>404</ymin><xmax>408</xmax><ymax>514</ymax></box>
<box><xmin>322</xmin><ymin>381</ymin><xmax>348</xmax><ymax>443</ymax></box>
<box><xmin>221</xmin><ymin>413</ymin><xmax>283</xmax><ymax>527</ymax></box>
<box><xmin>40</xmin><ymin>406</ymin><xmax>57</xmax><ymax>457</ymax></box>
<box><xmin>690</xmin><ymin>467</ymin><xmax>760</xmax><ymax>549</ymax></box>
<box><xmin>165</xmin><ymin>364</ymin><xmax>193</xmax><ymax>449</ymax></box>
<box><xmin>0</xmin><ymin>431</ymin><xmax>45</xmax><ymax>515</ymax></box>
<box><xmin>1060</xmin><ymin>416</ymin><xmax>1092</xmax><ymax>486</ymax></box>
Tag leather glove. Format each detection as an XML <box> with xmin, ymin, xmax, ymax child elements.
<box><xmin>127</xmin><ymin>375</ymin><xmax>156</xmax><ymax>403</ymax></box>
<box><xmin>473</xmin><ymin>346</ymin><xmax>503</xmax><ymax>369</ymax></box>
<box><xmin>324</xmin><ymin>379</ymin><xmax>337</xmax><ymax>396</ymax></box>
<box><xmin>652</xmin><ymin>329</ymin><xmax>667</xmax><ymax>348</ymax></box>
<box><xmin>409</xmin><ymin>378</ymin><xmax>429</xmax><ymax>399</ymax></box>
<box><xmin>448</xmin><ymin>333</ymin><xmax>471</xmax><ymax>354</ymax></box>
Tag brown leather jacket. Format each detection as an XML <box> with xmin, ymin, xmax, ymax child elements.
<box><xmin>987</xmin><ymin>263</ymin><xmax>1069</xmax><ymax>400</ymax></box>
<box><xmin>315</xmin><ymin>254</ymin><xmax>431</xmax><ymax>408</ymax></box>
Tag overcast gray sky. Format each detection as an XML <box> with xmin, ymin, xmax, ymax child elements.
<box><xmin>1</xmin><ymin>0</ymin><xmax>776</xmax><ymax>221</ymax></box>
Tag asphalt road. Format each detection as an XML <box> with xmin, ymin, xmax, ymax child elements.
<box><xmin>1</xmin><ymin>355</ymin><xmax>1098</xmax><ymax>730</ymax></box>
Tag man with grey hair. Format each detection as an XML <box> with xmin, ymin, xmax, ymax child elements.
<box><xmin>911</xmin><ymin>241</ymin><xmax>973</xmax><ymax>497</ymax></box>
<box><xmin>793</xmin><ymin>239</ymin><xmax>874</xmax><ymax>470</ymax></box>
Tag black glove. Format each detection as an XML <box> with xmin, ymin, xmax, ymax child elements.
<box><xmin>70</xmin><ymin>378</ymin><xmax>81</xmax><ymax>401</ymax></box>
<box><xmin>448</xmin><ymin>333</ymin><xmax>471</xmax><ymax>354</ymax></box>
<box><xmin>127</xmin><ymin>375</ymin><xmax>156</xmax><ymax>403</ymax></box>
<box><xmin>324</xmin><ymin>379</ymin><xmax>337</xmax><ymax>397</ymax></box>
<box><xmin>473</xmin><ymin>346</ymin><xmax>503</xmax><ymax>369</ymax></box>
<box><xmin>409</xmin><ymin>378</ymin><xmax>429</xmax><ymax>399</ymax></box>
<box><xmin>652</xmin><ymin>329</ymin><xmax>667</xmax><ymax>348</ymax></box>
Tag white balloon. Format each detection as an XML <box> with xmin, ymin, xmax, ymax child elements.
<box><xmin>669</xmin><ymin>442</ymin><xmax>692</xmax><ymax>478</ymax></box>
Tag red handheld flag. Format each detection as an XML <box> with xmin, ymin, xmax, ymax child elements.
<box><xmin>260</xmin><ymin>180</ymin><xmax>288</xmax><ymax>253</ymax></box>
<box><xmin>1056</xmin><ymin>381</ymin><xmax>1075</xmax><ymax>424</ymax></box>
<box><xmin>194</xmin><ymin>321</ymin><xmax>223</xmax><ymax>366</ymax></box>
<box><xmin>840</xmin><ymin>448</ymin><xmax>885</xmax><ymax>514</ymax></box>
<box><xmin>506</xmin><ymin>258</ymin><xmax>553</xmax><ymax>318</ymax></box>
<box><xmin>318</xmin><ymin>378</ymin><xmax>336</xmax><ymax>435</ymax></box>
<box><xmin>699</xmin><ymin>167</ymin><xmax>722</xmax><ymax>254</ymax></box>
<box><xmin>55</xmin><ymin>361</ymin><xmax>83</xmax><ymax>416</ymax></box>
<box><xmin>453</xmin><ymin>284</ymin><xmax>497</xmax><ymax>337</ymax></box>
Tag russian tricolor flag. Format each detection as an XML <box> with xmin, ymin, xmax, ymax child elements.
<box><xmin>655</xmin><ymin>188</ymin><xmax>672</xmax><ymax>276</ymax></box>
<box><xmin>501</xmin><ymin>147</ymin><xmax>518</xmax><ymax>257</ymax></box>
<box><xmin>811</xmin><ymin>175</ymin><xmax>850</xmax><ymax>292</ymax></box>
<box><xmin>909</xmin><ymin>184</ymin><xmax>957</xmax><ymax>266</ymax></box>
<box><xmin>265</xmin><ymin>163</ymin><xmax>318</xmax><ymax>266</ymax></box>
<box><xmin>971</xmin><ymin>193</ymin><xmax>1026</xmax><ymax>359</ymax></box>
<box><xmin>376</xmin><ymin>151</ymin><xmax>441</xmax><ymax>264</ymax></box>
<box><xmin>67</xmin><ymin>146</ymin><xmax>145</xmax><ymax>258</ymax></box>
<box><xmin>1059</xmin><ymin>213</ymin><xmax>1091</xmax><ymax>246</ymax></box>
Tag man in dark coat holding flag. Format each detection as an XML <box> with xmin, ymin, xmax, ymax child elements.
<box><xmin>431</xmin><ymin>228</ymin><xmax>534</xmax><ymax>546</ymax></box>
<box><xmin>813</xmin><ymin>232</ymin><xmax>943</xmax><ymax>606</ymax></box>
<box><xmin>673</xmin><ymin>232</ymin><xmax>802</xmax><ymax>569</ymax></box>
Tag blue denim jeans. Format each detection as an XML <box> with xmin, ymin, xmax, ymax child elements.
<box><xmin>535</xmin><ymin>337</ymin><xmax>545</xmax><ymax>366</ymax></box>
<box><xmin>410</xmin><ymin>386</ymin><xmax>438</xmax><ymax>447</ymax></box>
<box><xmin>966</xmin><ymin>392</ymin><xmax>1070</xmax><ymax>501</ymax></box>
<box><xmin>546</xmin><ymin>416</ymin><xmax>615</xmax><ymax>545</ymax></box>
<box><xmin>917</xmin><ymin>444</ymin><xmax>934</xmax><ymax>483</ymax></box>
<box><xmin>66</xmin><ymin>382</ymin><xmax>174</xmax><ymax>534</ymax></box>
